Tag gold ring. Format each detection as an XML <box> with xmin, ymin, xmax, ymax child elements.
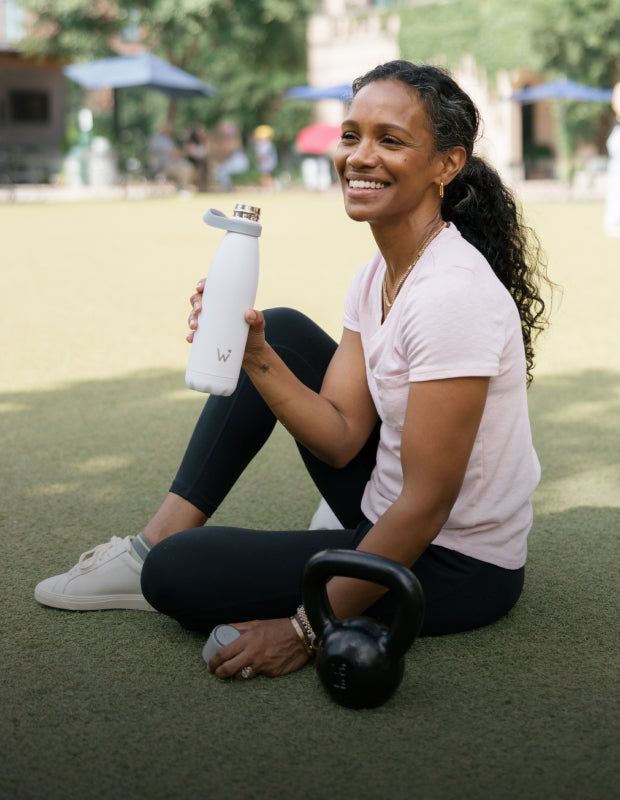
<box><xmin>241</xmin><ymin>665</ymin><xmax>256</xmax><ymax>680</ymax></box>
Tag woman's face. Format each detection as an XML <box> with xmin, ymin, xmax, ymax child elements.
<box><xmin>334</xmin><ymin>79</ymin><xmax>445</xmax><ymax>226</ymax></box>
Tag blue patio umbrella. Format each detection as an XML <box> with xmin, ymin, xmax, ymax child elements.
<box><xmin>64</xmin><ymin>52</ymin><xmax>217</xmax><ymax>139</ymax></box>
<box><xmin>511</xmin><ymin>78</ymin><xmax>613</xmax><ymax>103</ymax></box>
<box><xmin>64</xmin><ymin>52</ymin><xmax>217</xmax><ymax>98</ymax></box>
<box><xmin>286</xmin><ymin>84</ymin><xmax>353</xmax><ymax>101</ymax></box>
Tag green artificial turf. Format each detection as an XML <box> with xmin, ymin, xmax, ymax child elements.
<box><xmin>1</xmin><ymin>192</ymin><xmax>618</xmax><ymax>799</ymax></box>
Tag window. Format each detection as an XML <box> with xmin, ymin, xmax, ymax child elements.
<box><xmin>9</xmin><ymin>90</ymin><xmax>51</xmax><ymax>123</ymax></box>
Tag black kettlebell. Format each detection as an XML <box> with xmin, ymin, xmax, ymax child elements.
<box><xmin>302</xmin><ymin>549</ymin><xmax>425</xmax><ymax>709</ymax></box>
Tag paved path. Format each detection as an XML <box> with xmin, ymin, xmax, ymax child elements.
<box><xmin>0</xmin><ymin>181</ymin><xmax>178</xmax><ymax>203</ymax></box>
<box><xmin>0</xmin><ymin>177</ymin><xmax>607</xmax><ymax>204</ymax></box>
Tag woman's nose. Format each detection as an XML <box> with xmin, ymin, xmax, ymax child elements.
<box><xmin>347</xmin><ymin>138</ymin><xmax>378</xmax><ymax>167</ymax></box>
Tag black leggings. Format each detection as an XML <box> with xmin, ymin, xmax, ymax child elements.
<box><xmin>141</xmin><ymin>308</ymin><xmax>524</xmax><ymax>636</ymax></box>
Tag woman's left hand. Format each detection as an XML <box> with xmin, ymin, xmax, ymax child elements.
<box><xmin>207</xmin><ymin>618</ymin><xmax>311</xmax><ymax>680</ymax></box>
<box><xmin>186</xmin><ymin>278</ymin><xmax>205</xmax><ymax>344</ymax></box>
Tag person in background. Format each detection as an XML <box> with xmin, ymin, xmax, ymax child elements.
<box><xmin>253</xmin><ymin>125</ymin><xmax>278</xmax><ymax>189</ymax></box>
<box><xmin>184</xmin><ymin>125</ymin><xmax>210</xmax><ymax>193</ymax></box>
<box><xmin>604</xmin><ymin>80</ymin><xmax>620</xmax><ymax>237</ymax></box>
<box><xmin>147</xmin><ymin>122</ymin><xmax>194</xmax><ymax>190</ymax></box>
<box><xmin>35</xmin><ymin>61</ymin><xmax>551</xmax><ymax>684</ymax></box>
<box><xmin>213</xmin><ymin>121</ymin><xmax>249</xmax><ymax>191</ymax></box>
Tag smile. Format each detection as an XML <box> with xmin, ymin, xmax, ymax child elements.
<box><xmin>348</xmin><ymin>179</ymin><xmax>388</xmax><ymax>190</ymax></box>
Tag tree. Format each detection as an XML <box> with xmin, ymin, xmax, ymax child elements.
<box><xmin>20</xmin><ymin>0</ymin><xmax>122</xmax><ymax>60</ymax></box>
<box><xmin>21</xmin><ymin>0</ymin><xmax>316</xmax><ymax>144</ymax></box>
<box><xmin>398</xmin><ymin>0</ymin><xmax>543</xmax><ymax>78</ymax></box>
<box><xmin>398</xmin><ymin>0</ymin><xmax>620</xmax><ymax>156</ymax></box>
<box><xmin>120</xmin><ymin>0</ymin><xmax>315</xmax><ymax>134</ymax></box>
<box><xmin>530</xmin><ymin>0</ymin><xmax>620</xmax><ymax>88</ymax></box>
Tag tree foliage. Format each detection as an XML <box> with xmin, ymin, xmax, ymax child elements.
<box><xmin>397</xmin><ymin>0</ymin><xmax>620</xmax><ymax>154</ymax></box>
<box><xmin>398</xmin><ymin>0</ymin><xmax>543</xmax><ymax>79</ymax></box>
<box><xmin>399</xmin><ymin>0</ymin><xmax>619</xmax><ymax>87</ymax></box>
<box><xmin>530</xmin><ymin>0</ymin><xmax>620</xmax><ymax>87</ymax></box>
<box><xmin>21</xmin><ymin>0</ymin><xmax>316</xmax><ymax>144</ymax></box>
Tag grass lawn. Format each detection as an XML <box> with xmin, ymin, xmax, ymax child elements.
<box><xmin>1</xmin><ymin>191</ymin><xmax>618</xmax><ymax>800</ymax></box>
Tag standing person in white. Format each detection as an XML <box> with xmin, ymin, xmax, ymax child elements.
<box><xmin>35</xmin><ymin>61</ymin><xmax>551</xmax><ymax>683</ymax></box>
<box><xmin>604</xmin><ymin>80</ymin><xmax>620</xmax><ymax>237</ymax></box>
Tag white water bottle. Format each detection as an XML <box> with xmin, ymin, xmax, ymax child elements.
<box><xmin>185</xmin><ymin>204</ymin><xmax>261</xmax><ymax>396</ymax></box>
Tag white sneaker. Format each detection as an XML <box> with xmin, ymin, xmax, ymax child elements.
<box><xmin>34</xmin><ymin>536</ymin><xmax>155</xmax><ymax>611</ymax></box>
<box><xmin>309</xmin><ymin>497</ymin><xmax>344</xmax><ymax>530</ymax></box>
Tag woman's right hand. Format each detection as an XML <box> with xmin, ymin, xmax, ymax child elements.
<box><xmin>186</xmin><ymin>279</ymin><xmax>266</xmax><ymax>359</ymax></box>
<box><xmin>242</xmin><ymin>308</ymin><xmax>269</xmax><ymax>365</ymax></box>
<box><xmin>186</xmin><ymin>279</ymin><xmax>205</xmax><ymax>343</ymax></box>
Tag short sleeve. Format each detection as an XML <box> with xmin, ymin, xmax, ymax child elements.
<box><xmin>342</xmin><ymin>264</ymin><xmax>364</xmax><ymax>333</ymax></box>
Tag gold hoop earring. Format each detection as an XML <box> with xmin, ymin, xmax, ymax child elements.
<box><xmin>439</xmin><ymin>182</ymin><xmax>444</xmax><ymax>199</ymax></box>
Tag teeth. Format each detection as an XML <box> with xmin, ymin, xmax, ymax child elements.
<box><xmin>349</xmin><ymin>179</ymin><xmax>386</xmax><ymax>189</ymax></box>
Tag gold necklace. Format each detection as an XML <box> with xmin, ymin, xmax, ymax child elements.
<box><xmin>382</xmin><ymin>221</ymin><xmax>447</xmax><ymax>309</ymax></box>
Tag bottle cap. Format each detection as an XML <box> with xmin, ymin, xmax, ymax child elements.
<box><xmin>233</xmin><ymin>204</ymin><xmax>260</xmax><ymax>221</ymax></box>
<box><xmin>202</xmin><ymin>624</ymin><xmax>241</xmax><ymax>665</ymax></box>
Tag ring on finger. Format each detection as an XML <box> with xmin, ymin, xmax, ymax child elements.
<box><xmin>241</xmin><ymin>665</ymin><xmax>256</xmax><ymax>680</ymax></box>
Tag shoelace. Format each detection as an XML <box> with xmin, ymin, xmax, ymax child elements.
<box><xmin>77</xmin><ymin>536</ymin><xmax>125</xmax><ymax>572</ymax></box>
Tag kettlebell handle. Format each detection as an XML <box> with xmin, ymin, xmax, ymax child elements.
<box><xmin>302</xmin><ymin>549</ymin><xmax>425</xmax><ymax>660</ymax></box>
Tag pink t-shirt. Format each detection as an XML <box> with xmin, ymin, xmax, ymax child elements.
<box><xmin>343</xmin><ymin>223</ymin><xmax>540</xmax><ymax>569</ymax></box>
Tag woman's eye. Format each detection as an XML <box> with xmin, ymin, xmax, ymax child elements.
<box><xmin>341</xmin><ymin>131</ymin><xmax>358</xmax><ymax>141</ymax></box>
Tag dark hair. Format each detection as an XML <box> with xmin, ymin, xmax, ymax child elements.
<box><xmin>352</xmin><ymin>61</ymin><xmax>551</xmax><ymax>385</ymax></box>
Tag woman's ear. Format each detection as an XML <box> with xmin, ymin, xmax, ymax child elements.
<box><xmin>441</xmin><ymin>146</ymin><xmax>467</xmax><ymax>187</ymax></box>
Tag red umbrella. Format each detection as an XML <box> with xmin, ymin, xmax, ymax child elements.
<box><xmin>295</xmin><ymin>122</ymin><xmax>342</xmax><ymax>155</ymax></box>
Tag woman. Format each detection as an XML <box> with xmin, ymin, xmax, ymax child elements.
<box><xmin>253</xmin><ymin>124</ymin><xmax>278</xmax><ymax>189</ymax></box>
<box><xmin>35</xmin><ymin>61</ymin><xmax>549</xmax><ymax>681</ymax></box>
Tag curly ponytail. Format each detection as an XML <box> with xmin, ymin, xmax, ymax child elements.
<box><xmin>353</xmin><ymin>61</ymin><xmax>551</xmax><ymax>385</ymax></box>
<box><xmin>443</xmin><ymin>156</ymin><xmax>548</xmax><ymax>384</ymax></box>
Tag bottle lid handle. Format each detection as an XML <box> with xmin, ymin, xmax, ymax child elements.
<box><xmin>203</xmin><ymin>208</ymin><xmax>262</xmax><ymax>237</ymax></box>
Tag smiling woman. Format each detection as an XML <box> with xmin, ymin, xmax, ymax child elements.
<box><xmin>34</xmin><ymin>61</ymin><xmax>552</xmax><ymax>688</ymax></box>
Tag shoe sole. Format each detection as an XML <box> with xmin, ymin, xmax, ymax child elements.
<box><xmin>34</xmin><ymin>587</ymin><xmax>155</xmax><ymax>611</ymax></box>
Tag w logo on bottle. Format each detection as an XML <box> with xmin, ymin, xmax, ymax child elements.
<box><xmin>217</xmin><ymin>348</ymin><xmax>232</xmax><ymax>362</ymax></box>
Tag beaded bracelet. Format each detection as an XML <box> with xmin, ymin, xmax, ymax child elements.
<box><xmin>296</xmin><ymin>604</ymin><xmax>317</xmax><ymax>649</ymax></box>
<box><xmin>290</xmin><ymin>615</ymin><xmax>314</xmax><ymax>657</ymax></box>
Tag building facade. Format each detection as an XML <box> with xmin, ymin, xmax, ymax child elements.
<box><xmin>0</xmin><ymin>0</ymin><xmax>66</xmax><ymax>181</ymax></box>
